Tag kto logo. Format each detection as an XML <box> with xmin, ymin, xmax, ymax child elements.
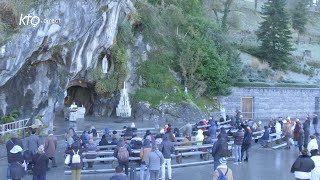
<box><xmin>19</xmin><ymin>14</ymin><xmax>40</xmax><ymax>26</ymax></box>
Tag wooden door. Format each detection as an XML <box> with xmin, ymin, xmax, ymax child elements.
<box><xmin>242</xmin><ymin>97</ymin><xmax>253</xmax><ymax>119</ymax></box>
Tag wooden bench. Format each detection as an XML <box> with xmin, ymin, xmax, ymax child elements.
<box><xmin>252</xmin><ymin>130</ymin><xmax>265</xmax><ymax>140</ymax></box>
<box><xmin>266</xmin><ymin>133</ymin><xmax>284</xmax><ymax>148</ymax></box>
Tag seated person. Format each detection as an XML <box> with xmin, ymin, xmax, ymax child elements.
<box><xmin>111</xmin><ymin>130</ymin><xmax>120</xmax><ymax>142</ymax></box>
<box><xmin>124</xmin><ymin>127</ymin><xmax>133</xmax><ymax>139</ymax></box>
<box><xmin>110</xmin><ymin>166</ymin><xmax>128</xmax><ymax>180</ymax></box>
<box><xmin>85</xmin><ymin>139</ymin><xmax>98</xmax><ymax>168</ymax></box>
<box><xmin>99</xmin><ymin>134</ymin><xmax>109</xmax><ymax>150</ymax></box>
<box><xmin>130</xmin><ymin>135</ymin><xmax>143</xmax><ymax>150</ymax></box>
<box><xmin>260</xmin><ymin>126</ymin><xmax>270</xmax><ymax>148</ymax></box>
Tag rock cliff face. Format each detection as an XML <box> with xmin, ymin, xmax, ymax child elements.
<box><xmin>0</xmin><ymin>0</ymin><xmax>135</xmax><ymax>129</ymax></box>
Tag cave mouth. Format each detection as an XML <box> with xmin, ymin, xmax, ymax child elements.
<box><xmin>64</xmin><ymin>80</ymin><xmax>95</xmax><ymax>115</ymax></box>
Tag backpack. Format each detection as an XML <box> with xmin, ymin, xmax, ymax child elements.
<box><xmin>117</xmin><ymin>145</ymin><xmax>129</xmax><ymax>162</ymax></box>
<box><xmin>72</xmin><ymin>150</ymin><xmax>81</xmax><ymax>164</ymax></box>
<box><xmin>217</xmin><ymin>168</ymin><xmax>228</xmax><ymax>180</ymax></box>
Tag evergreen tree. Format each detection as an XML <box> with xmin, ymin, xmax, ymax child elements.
<box><xmin>291</xmin><ymin>0</ymin><xmax>308</xmax><ymax>42</ymax></box>
<box><xmin>256</xmin><ymin>0</ymin><xmax>293</xmax><ymax>70</ymax></box>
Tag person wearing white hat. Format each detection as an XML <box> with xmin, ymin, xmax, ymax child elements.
<box><xmin>6</xmin><ymin>137</ymin><xmax>24</xmax><ymax>180</ymax></box>
<box><xmin>213</xmin><ymin>157</ymin><xmax>234</xmax><ymax>180</ymax></box>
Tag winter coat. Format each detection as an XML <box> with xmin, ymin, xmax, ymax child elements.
<box><xmin>308</xmin><ymin>139</ymin><xmax>319</xmax><ymax>155</ymax></box>
<box><xmin>6</xmin><ymin>138</ymin><xmax>24</xmax><ymax>163</ymax></box>
<box><xmin>291</xmin><ymin>155</ymin><xmax>315</xmax><ymax>179</ymax></box>
<box><xmin>293</xmin><ymin>123</ymin><xmax>301</xmax><ymax>141</ymax></box>
<box><xmin>282</xmin><ymin>123</ymin><xmax>292</xmax><ymax>137</ymax></box>
<box><xmin>140</xmin><ymin>147</ymin><xmax>152</xmax><ymax>163</ymax></box>
<box><xmin>146</xmin><ymin>149</ymin><xmax>164</xmax><ymax>171</ymax></box>
<box><xmin>159</xmin><ymin>135</ymin><xmax>175</xmax><ymax>159</ymax></box>
<box><xmin>110</xmin><ymin>173</ymin><xmax>128</xmax><ymax>180</ymax></box>
<box><xmin>45</xmin><ymin>134</ymin><xmax>58</xmax><ymax>158</ymax></box>
<box><xmin>242</xmin><ymin>131</ymin><xmax>252</xmax><ymax>146</ymax></box>
<box><xmin>195</xmin><ymin>129</ymin><xmax>204</xmax><ymax>145</ymax></box>
<box><xmin>85</xmin><ymin>142</ymin><xmax>98</xmax><ymax>159</ymax></box>
<box><xmin>10</xmin><ymin>160</ymin><xmax>26</xmax><ymax>180</ymax></box>
<box><xmin>311</xmin><ymin>155</ymin><xmax>320</xmax><ymax>180</ymax></box>
<box><xmin>212</xmin><ymin>138</ymin><xmax>228</xmax><ymax>161</ymax></box>
<box><xmin>32</xmin><ymin>153</ymin><xmax>49</xmax><ymax>176</ymax></box>
<box><xmin>213</xmin><ymin>164</ymin><xmax>233</xmax><ymax>180</ymax></box>
<box><xmin>275</xmin><ymin>122</ymin><xmax>282</xmax><ymax>138</ymax></box>
<box><xmin>208</xmin><ymin>123</ymin><xmax>217</xmax><ymax>139</ymax></box>
<box><xmin>26</xmin><ymin>134</ymin><xmax>40</xmax><ymax>154</ymax></box>
<box><xmin>203</xmin><ymin>137</ymin><xmax>213</xmax><ymax>144</ymax></box>
<box><xmin>233</xmin><ymin>130</ymin><xmax>244</xmax><ymax>145</ymax></box>
<box><xmin>113</xmin><ymin>140</ymin><xmax>132</xmax><ymax>162</ymax></box>
<box><xmin>220</xmin><ymin>130</ymin><xmax>230</xmax><ymax>142</ymax></box>
<box><xmin>298</xmin><ymin>128</ymin><xmax>304</xmax><ymax>147</ymax></box>
<box><xmin>260</xmin><ymin>129</ymin><xmax>270</xmax><ymax>141</ymax></box>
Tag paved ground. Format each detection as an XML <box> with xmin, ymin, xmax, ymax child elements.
<box><xmin>0</xmin><ymin>116</ymin><xmax>301</xmax><ymax>180</ymax></box>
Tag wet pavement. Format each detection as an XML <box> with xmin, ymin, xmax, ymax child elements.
<box><xmin>0</xmin><ymin>116</ymin><xmax>300</xmax><ymax>180</ymax></box>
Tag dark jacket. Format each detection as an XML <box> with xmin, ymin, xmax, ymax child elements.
<box><xmin>26</xmin><ymin>134</ymin><xmax>40</xmax><ymax>154</ymax></box>
<box><xmin>220</xmin><ymin>130</ymin><xmax>230</xmax><ymax>142</ymax></box>
<box><xmin>298</xmin><ymin>128</ymin><xmax>304</xmax><ymax>147</ymax></box>
<box><xmin>293</xmin><ymin>123</ymin><xmax>301</xmax><ymax>141</ymax></box>
<box><xmin>208</xmin><ymin>123</ymin><xmax>217</xmax><ymax>139</ymax></box>
<box><xmin>291</xmin><ymin>155</ymin><xmax>315</xmax><ymax>173</ymax></box>
<box><xmin>242</xmin><ymin>131</ymin><xmax>252</xmax><ymax>146</ymax></box>
<box><xmin>212</xmin><ymin>138</ymin><xmax>228</xmax><ymax>160</ymax></box>
<box><xmin>110</xmin><ymin>173</ymin><xmax>128</xmax><ymax>180</ymax></box>
<box><xmin>313</xmin><ymin>116</ymin><xmax>318</xmax><ymax>125</ymax></box>
<box><xmin>159</xmin><ymin>135</ymin><xmax>175</xmax><ymax>159</ymax></box>
<box><xmin>260</xmin><ymin>129</ymin><xmax>270</xmax><ymax>141</ymax></box>
<box><xmin>203</xmin><ymin>137</ymin><xmax>213</xmax><ymax>144</ymax></box>
<box><xmin>32</xmin><ymin>153</ymin><xmax>49</xmax><ymax>175</ymax></box>
<box><xmin>233</xmin><ymin>130</ymin><xmax>244</xmax><ymax>145</ymax></box>
<box><xmin>6</xmin><ymin>138</ymin><xmax>24</xmax><ymax>163</ymax></box>
<box><xmin>304</xmin><ymin>121</ymin><xmax>311</xmax><ymax>135</ymax></box>
<box><xmin>113</xmin><ymin>140</ymin><xmax>132</xmax><ymax>162</ymax></box>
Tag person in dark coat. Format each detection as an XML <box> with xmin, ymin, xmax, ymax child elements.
<box><xmin>297</xmin><ymin>126</ymin><xmax>305</xmax><ymax>152</ymax></box>
<box><xmin>65</xmin><ymin>140</ymin><xmax>85</xmax><ymax>180</ymax></box>
<box><xmin>260</xmin><ymin>126</ymin><xmax>270</xmax><ymax>148</ymax></box>
<box><xmin>293</xmin><ymin>121</ymin><xmax>301</xmax><ymax>145</ymax></box>
<box><xmin>44</xmin><ymin>130</ymin><xmax>58</xmax><ymax>168</ymax></box>
<box><xmin>291</xmin><ymin>148</ymin><xmax>315</xmax><ymax>180</ymax></box>
<box><xmin>159</xmin><ymin>134</ymin><xmax>175</xmax><ymax>180</ymax></box>
<box><xmin>313</xmin><ymin>114</ymin><xmax>319</xmax><ymax>134</ymax></box>
<box><xmin>110</xmin><ymin>166</ymin><xmax>128</xmax><ymax>180</ymax></box>
<box><xmin>32</xmin><ymin>145</ymin><xmax>49</xmax><ymax>180</ymax></box>
<box><xmin>208</xmin><ymin>121</ymin><xmax>217</xmax><ymax>140</ymax></box>
<box><xmin>241</xmin><ymin>127</ymin><xmax>252</xmax><ymax>162</ymax></box>
<box><xmin>85</xmin><ymin>139</ymin><xmax>98</xmax><ymax>168</ymax></box>
<box><xmin>212</xmin><ymin>134</ymin><xmax>228</xmax><ymax>170</ymax></box>
<box><xmin>233</xmin><ymin>127</ymin><xmax>244</xmax><ymax>162</ymax></box>
<box><xmin>123</xmin><ymin>127</ymin><xmax>133</xmax><ymax>140</ymax></box>
<box><xmin>6</xmin><ymin>137</ymin><xmax>24</xmax><ymax>180</ymax></box>
<box><xmin>304</xmin><ymin>118</ymin><xmax>311</xmax><ymax>148</ymax></box>
<box><xmin>99</xmin><ymin>134</ymin><xmax>109</xmax><ymax>148</ymax></box>
<box><xmin>219</xmin><ymin>127</ymin><xmax>230</xmax><ymax>142</ymax></box>
<box><xmin>113</xmin><ymin>138</ymin><xmax>132</xmax><ymax>176</ymax></box>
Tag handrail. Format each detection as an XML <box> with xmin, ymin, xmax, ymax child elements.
<box><xmin>0</xmin><ymin>118</ymin><xmax>30</xmax><ymax>135</ymax></box>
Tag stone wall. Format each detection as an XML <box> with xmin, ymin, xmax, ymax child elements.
<box><xmin>220</xmin><ymin>87</ymin><xmax>320</xmax><ymax>120</ymax></box>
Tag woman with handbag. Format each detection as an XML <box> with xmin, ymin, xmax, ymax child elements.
<box><xmin>32</xmin><ymin>145</ymin><xmax>49</xmax><ymax>180</ymax></box>
<box><xmin>9</xmin><ymin>145</ymin><xmax>26</xmax><ymax>180</ymax></box>
<box><xmin>140</xmin><ymin>139</ymin><xmax>152</xmax><ymax>180</ymax></box>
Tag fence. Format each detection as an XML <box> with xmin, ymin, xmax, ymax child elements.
<box><xmin>0</xmin><ymin>118</ymin><xmax>30</xmax><ymax>135</ymax></box>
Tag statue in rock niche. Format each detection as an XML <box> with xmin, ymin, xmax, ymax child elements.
<box><xmin>102</xmin><ymin>56</ymin><xmax>108</xmax><ymax>74</ymax></box>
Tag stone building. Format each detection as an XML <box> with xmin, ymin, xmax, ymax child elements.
<box><xmin>221</xmin><ymin>87</ymin><xmax>320</xmax><ymax>120</ymax></box>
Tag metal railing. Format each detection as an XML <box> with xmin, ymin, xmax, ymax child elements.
<box><xmin>0</xmin><ymin>118</ymin><xmax>30</xmax><ymax>135</ymax></box>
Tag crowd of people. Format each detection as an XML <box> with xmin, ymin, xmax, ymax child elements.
<box><xmin>5</xmin><ymin>129</ymin><xmax>57</xmax><ymax>180</ymax></box>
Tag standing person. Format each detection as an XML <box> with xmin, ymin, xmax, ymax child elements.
<box><xmin>291</xmin><ymin>149</ymin><xmax>315</xmax><ymax>180</ymax></box>
<box><xmin>113</xmin><ymin>138</ymin><xmax>132</xmax><ymax>176</ymax></box>
<box><xmin>294</xmin><ymin>121</ymin><xmax>302</xmax><ymax>146</ymax></box>
<box><xmin>208</xmin><ymin>120</ymin><xmax>217</xmax><ymax>140</ymax></box>
<box><xmin>6</xmin><ymin>136</ymin><xmax>24</xmax><ymax>180</ymax></box>
<box><xmin>212</xmin><ymin>157</ymin><xmax>234</xmax><ymax>180</ymax></box>
<box><xmin>241</xmin><ymin>127</ymin><xmax>252</xmax><ymax>162</ymax></box>
<box><xmin>110</xmin><ymin>166</ymin><xmax>128</xmax><ymax>180</ymax></box>
<box><xmin>283</xmin><ymin>121</ymin><xmax>293</xmax><ymax>149</ymax></box>
<box><xmin>311</xmin><ymin>149</ymin><xmax>320</xmax><ymax>180</ymax></box>
<box><xmin>140</xmin><ymin>139</ymin><xmax>152</xmax><ymax>180</ymax></box>
<box><xmin>44</xmin><ymin>130</ymin><xmax>58</xmax><ymax>168</ymax></box>
<box><xmin>304</xmin><ymin>118</ymin><xmax>311</xmax><ymax>148</ymax></box>
<box><xmin>159</xmin><ymin>134</ymin><xmax>174</xmax><ymax>180</ymax></box>
<box><xmin>275</xmin><ymin>120</ymin><xmax>282</xmax><ymax>144</ymax></box>
<box><xmin>65</xmin><ymin>140</ymin><xmax>84</xmax><ymax>180</ymax></box>
<box><xmin>212</xmin><ymin>134</ymin><xmax>228</xmax><ymax>170</ymax></box>
<box><xmin>233</xmin><ymin>127</ymin><xmax>244</xmax><ymax>162</ymax></box>
<box><xmin>313</xmin><ymin>114</ymin><xmax>319</xmax><ymax>134</ymax></box>
<box><xmin>26</xmin><ymin>129</ymin><xmax>40</xmax><ymax>155</ymax></box>
<box><xmin>146</xmin><ymin>144</ymin><xmax>164</xmax><ymax>180</ymax></box>
<box><xmin>32</xmin><ymin>145</ymin><xmax>49</xmax><ymax>180</ymax></box>
<box><xmin>298</xmin><ymin>125</ymin><xmax>305</xmax><ymax>152</ymax></box>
